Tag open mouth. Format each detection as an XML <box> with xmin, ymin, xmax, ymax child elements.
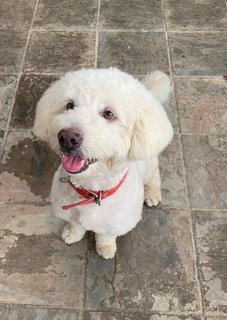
<box><xmin>62</xmin><ymin>154</ymin><xmax>97</xmax><ymax>174</ymax></box>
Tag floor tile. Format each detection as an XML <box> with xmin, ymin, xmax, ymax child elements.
<box><xmin>99</xmin><ymin>0</ymin><xmax>164</xmax><ymax>31</ymax></box>
<box><xmin>169</xmin><ymin>33</ymin><xmax>227</xmax><ymax>76</ymax></box>
<box><xmin>159</xmin><ymin>135</ymin><xmax>188</xmax><ymax>208</ymax></box>
<box><xmin>86</xmin><ymin>208</ymin><xmax>199</xmax><ymax>311</ymax></box>
<box><xmin>0</xmin><ymin>30</ymin><xmax>27</xmax><ymax>73</ymax></box>
<box><xmin>24</xmin><ymin>31</ymin><xmax>96</xmax><ymax>73</ymax></box>
<box><xmin>98</xmin><ymin>32</ymin><xmax>169</xmax><ymax>75</ymax></box>
<box><xmin>0</xmin><ymin>75</ymin><xmax>17</xmax><ymax>130</ymax></box>
<box><xmin>10</xmin><ymin>74</ymin><xmax>58</xmax><ymax>129</ymax></box>
<box><xmin>182</xmin><ymin>135</ymin><xmax>227</xmax><ymax>209</ymax></box>
<box><xmin>193</xmin><ymin>211</ymin><xmax>227</xmax><ymax>313</ymax></box>
<box><xmin>174</xmin><ymin>77</ymin><xmax>227</xmax><ymax>134</ymax></box>
<box><xmin>34</xmin><ymin>0</ymin><xmax>98</xmax><ymax>30</ymax></box>
<box><xmin>0</xmin><ymin>203</ymin><xmax>86</xmax><ymax>308</ymax></box>
<box><xmin>84</xmin><ymin>311</ymin><xmax>201</xmax><ymax>320</ymax></box>
<box><xmin>165</xmin><ymin>0</ymin><xmax>227</xmax><ymax>31</ymax></box>
<box><xmin>0</xmin><ymin>131</ymin><xmax>60</xmax><ymax>202</ymax></box>
<box><xmin>0</xmin><ymin>0</ymin><xmax>36</xmax><ymax>31</ymax></box>
<box><xmin>0</xmin><ymin>306</ymin><xmax>81</xmax><ymax>320</ymax></box>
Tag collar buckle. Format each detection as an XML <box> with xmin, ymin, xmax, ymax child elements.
<box><xmin>86</xmin><ymin>190</ymin><xmax>102</xmax><ymax>206</ymax></box>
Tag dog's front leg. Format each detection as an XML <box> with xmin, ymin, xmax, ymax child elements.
<box><xmin>52</xmin><ymin>200</ymin><xmax>86</xmax><ymax>245</ymax></box>
<box><xmin>95</xmin><ymin>234</ymin><xmax>117</xmax><ymax>259</ymax></box>
<box><xmin>61</xmin><ymin>221</ymin><xmax>86</xmax><ymax>245</ymax></box>
<box><xmin>144</xmin><ymin>157</ymin><xmax>162</xmax><ymax>207</ymax></box>
<box><xmin>51</xmin><ymin>173</ymin><xmax>87</xmax><ymax>245</ymax></box>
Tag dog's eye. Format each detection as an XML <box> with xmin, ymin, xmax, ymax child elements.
<box><xmin>66</xmin><ymin>102</ymin><xmax>75</xmax><ymax>110</ymax></box>
<box><xmin>103</xmin><ymin>109</ymin><xmax>115</xmax><ymax>120</ymax></box>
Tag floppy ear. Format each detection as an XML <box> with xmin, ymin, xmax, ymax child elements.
<box><xmin>129</xmin><ymin>104</ymin><xmax>173</xmax><ymax>160</ymax></box>
<box><xmin>33</xmin><ymin>80</ymin><xmax>60</xmax><ymax>142</ymax></box>
<box><xmin>33</xmin><ymin>92</ymin><xmax>51</xmax><ymax>142</ymax></box>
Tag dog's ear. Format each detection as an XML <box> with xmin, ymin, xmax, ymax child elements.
<box><xmin>129</xmin><ymin>104</ymin><xmax>173</xmax><ymax>160</ymax></box>
<box><xmin>33</xmin><ymin>81</ymin><xmax>59</xmax><ymax>142</ymax></box>
<box><xmin>33</xmin><ymin>93</ymin><xmax>50</xmax><ymax>141</ymax></box>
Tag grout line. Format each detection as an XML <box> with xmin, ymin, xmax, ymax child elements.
<box><xmin>179</xmin><ymin>123</ymin><xmax>206</xmax><ymax>316</ymax></box>
<box><xmin>189</xmin><ymin>207</ymin><xmax>227</xmax><ymax>212</ymax></box>
<box><xmin>80</xmin><ymin>309</ymin><xmax>85</xmax><ymax>320</ymax></box>
<box><xmin>29</xmin><ymin>28</ymin><xmax>96</xmax><ymax>35</ymax></box>
<box><xmin>161</xmin><ymin>0</ymin><xmax>189</xmax><ymax>207</ymax></box>
<box><xmin>168</xmin><ymin>53</ymin><xmax>207</xmax><ymax>320</ymax></box>
<box><xmin>82</xmin><ymin>240</ymin><xmax>89</xmax><ymax>315</ymax></box>
<box><xmin>0</xmin><ymin>303</ymin><xmax>82</xmax><ymax>312</ymax></box>
<box><xmin>166</xmin><ymin>29</ymin><xmax>226</xmax><ymax>33</ymax></box>
<box><xmin>162</xmin><ymin>0</ymin><xmax>205</xmax><ymax>316</ymax></box>
<box><xmin>0</xmin><ymin>71</ymin><xmax>64</xmax><ymax>77</ymax></box>
<box><xmin>0</xmin><ymin>72</ymin><xmax>226</xmax><ymax>80</ymax></box>
<box><xmin>0</xmin><ymin>302</ymin><xmax>204</xmax><ymax>316</ymax></box>
<box><xmin>96</xmin><ymin>28</ymin><xmax>225</xmax><ymax>34</ymax></box>
<box><xmin>31</xmin><ymin>27</ymin><xmax>164</xmax><ymax>33</ymax></box>
<box><xmin>1</xmin><ymin>200</ymin><xmax>227</xmax><ymax>212</ymax></box>
<box><xmin>174</xmin><ymin>74</ymin><xmax>206</xmax><ymax>320</ymax></box>
<box><xmin>161</xmin><ymin>0</ymin><xmax>173</xmax><ymax>82</ymax></box>
<box><xmin>179</xmin><ymin>133</ymin><xmax>227</xmax><ymax>136</ymax></box>
<box><xmin>81</xmin><ymin>225</ymin><xmax>90</xmax><ymax>313</ymax></box>
<box><xmin>1</xmin><ymin>0</ymin><xmax>40</xmax><ymax>158</ymax></box>
<box><xmin>4</xmin><ymin>128</ymin><xmax>33</xmax><ymax>132</ymax></box>
<box><xmin>0</xmin><ymin>201</ymin><xmax>51</xmax><ymax>206</ymax></box>
<box><xmin>0</xmin><ymin>72</ymin><xmax>18</xmax><ymax>76</ymax></box>
<box><xmin>205</xmin><ymin>310</ymin><xmax>227</xmax><ymax>318</ymax></box>
<box><xmin>77</xmin><ymin>307</ymin><xmax>204</xmax><ymax>316</ymax></box>
<box><xmin>98</xmin><ymin>28</ymin><xmax>164</xmax><ymax>33</ymax></box>
<box><xmin>190</xmin><ymin>210</ymin><xmax>206</xmax><ymax>316</ymax></box>
<box><xmin>173</xmin><ymin>75</ymin><xmax>227</xmax><ymax>79</ymax></box>
<box><xmin>165</xmin><ymin>30</ymin><xmax>225</xmax><ymax>34</ymax></box>
<box><xmin>94</xmin><ymin>0</ymin><xmax>101</xmax><ymax>68</ymax></box>
<box><xmin>32</xmin><ymin>27</ymin><xmax>97</xmax><ymax>32</ymax></box>
<box><xmin>54</xmin><ymin>27</ymin><xmax>226</xmax><ymax>34</ymax></box>
<box><xmin>2</xmin><ymin>27</ymin><xmax>226</xmax><ymax>34</ymax></box>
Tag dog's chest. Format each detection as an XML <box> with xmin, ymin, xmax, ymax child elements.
<box><xmin>77</xmin><ymin>188</ymin><xmax>144</xmax><ymax>235</ymax></box>
<box><xmin>52</xmin><ymin>164</ymin><xmax>145</xmax><ymax>236</ymax></box>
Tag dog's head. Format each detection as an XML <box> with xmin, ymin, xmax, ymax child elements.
<box><xmin>34</xmin><ymin>68</ymin><xmax>173</xmax><ymax>176</ymax></box>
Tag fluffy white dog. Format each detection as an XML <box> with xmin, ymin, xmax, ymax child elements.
<box><xmin>34</xmin><ymin>68</ymin><xmax>173</xmax><ymax>259</ymax></box>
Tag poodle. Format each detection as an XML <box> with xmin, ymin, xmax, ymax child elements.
<box><xmin>33</xmin><ymin>68</ymin><xmax>173</xmax><ymax>259</ymax></box>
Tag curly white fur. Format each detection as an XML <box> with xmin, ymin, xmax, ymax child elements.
<box><xmin>34</xmin><ymin>68</ymin><xmax>173</xmax><ymax>259</ymax></box>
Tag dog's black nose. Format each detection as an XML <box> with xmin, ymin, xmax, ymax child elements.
<box><xmin>58</xmin><ymin>129</ymin><xmax>83</xmax><ymax>152</ymax></box>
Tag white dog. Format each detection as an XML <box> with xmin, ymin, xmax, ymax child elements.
<box><xmin>34</xmin><ymin>68</ymin><xmax>173</xmax><ymax>259</ymax></box>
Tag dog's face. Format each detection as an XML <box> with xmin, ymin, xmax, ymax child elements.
<box><xmin>34</xmin><ymin>68</ymin><xmax>173</xmax><ymax>177</ymax></box>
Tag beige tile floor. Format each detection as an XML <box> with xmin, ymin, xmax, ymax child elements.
<box><xmin>0</xmin><ymin>0</ymin><xmax>227</xmax><ymax>319</ymax></box>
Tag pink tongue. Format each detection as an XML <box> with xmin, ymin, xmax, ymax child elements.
<box><xmin>62</xmin><ymin>155</ymin><xmax>85</xmax><ymax>173</ymax></box>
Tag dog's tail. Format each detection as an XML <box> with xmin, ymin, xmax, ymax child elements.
<box><xmin>142</xmin><ymin>71</ymin><xmax>172</xmax><ymax>106</ymax></box>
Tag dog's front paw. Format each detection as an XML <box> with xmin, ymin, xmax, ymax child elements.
<box><xmin>145</xmin><ymin>186</ymin><xmax>162</xmax><ymax>207</ymax></box>
<box><xmin>61</xmin><ymin>222</ymin><xmax>85</xmax><ymax>245</ymax></box>
<box><xmin>96</xmin><ymin>241</ymin><xmax>117</xmax><ymax>259</ymax></box>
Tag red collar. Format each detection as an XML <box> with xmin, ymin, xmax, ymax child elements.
<box><xmin>63</xmin><ymin>171</ymin><xmax>128</xmax><ymax>210</ymax></box>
